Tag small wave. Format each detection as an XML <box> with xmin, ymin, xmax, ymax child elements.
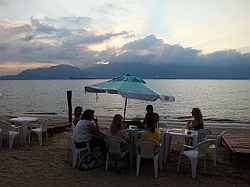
<box><xmin>205</xmin><ymin>118</ymin><xmax>236</xmax><ymax>122</ymax></box>
<box><xmin>23</xmin><ymin>112</ymin><xmax>57</xmax><ymax>115</ymax></box>
<box><xmin>176</xmin><ymin>116</ymin><xmax>192</xmax><ymax>119</ymax></box>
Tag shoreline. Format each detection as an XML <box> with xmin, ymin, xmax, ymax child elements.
<box><xmin>1</xmin><ymin>113</ymin><xmax>249</xmax><ymax>129</ymax></box>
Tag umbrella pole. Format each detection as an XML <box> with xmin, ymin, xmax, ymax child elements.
<box><xmin>124</xmin><ymin>98</ymin><xmax>127</xmax><ymax>121</ymax></box>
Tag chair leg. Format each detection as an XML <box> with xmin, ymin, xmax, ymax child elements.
<box><xmin>0</xmin><ymin>134</ymin><xmax>2</xmax><ymax>149</ymax></box>
<box><xmin>37</xmin><ymin>132</ymin><xmax>43</xmax><ymax>145</ymax></box>
<box><xmin>9</xmin><ymin>135</ymin><xmax>14</xmax><ymax>149</ymax></box>
<box><xmin>177</xmin><ymin>154</ymin><xmax>181</xmax><ymax>172</ymax></box>
<box><xmin>190</xmin><ymin>157</ymin><xmax>198</xmax><ymax>179</ymax></box>
<box><xmin>129</xmin><ymin>145</ymin><xmax>133</xmax><ymax>168</ymax></box>
<box><xmin>72</xmin><ymin>149</ymin><xmax>78</xmax><ymax>168</ymax></box>
<box><xmin>203</xmin><ymin>157</ymin><xmax>207</xmax><ymax>173</ymax></box>
<box><xmin>210</xmin><ymin>148</ymin><xmax>217</xmax><ymax>166</ymax></box>
<box><xmin>136</xmin><ymin>155</ymin><xmax>141</xmax><ymax>176</ymax></box>
<box><xmin>159</xmin><ymin>151</ymin><xmax>163</xmax><ymax>171</ymax></box>
<box><xmin>0</xmin><ymin>129</ymin><xmax>2</xmax><ymax>148</ymax></box>
<box><xmin>45</xmin><ymin>131</ymin><xmax>49</xmax><ymax>143</ymax></box>
<box><xmin>105</xmin><ymin>153</ymin><xmax>109</xmax><ymax>171</ymax></box>
<box><xmin>154</xmin><ymin>157</ymin><xmax>159</xmax><ymax>178</ymax></box>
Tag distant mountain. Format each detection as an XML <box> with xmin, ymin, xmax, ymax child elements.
<box><xmin>86</xmin><ymin>63</ymin><xmax>250</xmax><ymax>79</ymax></box>
<box><xmin>0</xmin><ymin>64</ymin><xmax>88</xmax><ymax>80</ymax></box>
<box><xmin>0</xmin><ymin>63</ymin><xmax>249</xmax><ymax>80</ymax></box>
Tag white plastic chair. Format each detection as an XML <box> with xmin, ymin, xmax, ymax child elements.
<box><xmin>177</xmin><ymin>139</ymin><xmax>216</xmax><ymax>179</ymax></box>
<box><xmin>197</xmin><ymin>129</ymin><xmax>210</xmax><ymax>143</ymax></box>
<box><xmin>29</xmin><ymin>119</ymin><xmax>50</xmax><ymax>145</ymax></box>
<box><xmin>206</xmin><ymin>131</ymin><xmax>225</xmax><ymax>166</ymax></box>
<box><xmin>136</xmin><ymin>138</ymin><xmax>161</xmax><ymax>178</ymax></box>
<box><xmin>64</xmin><ymin>132</ymin><xmax>90</xmax><ymax>168</ymax></box>
<box><xmin>0</xmin><ymin>120</ymin><xmax>20</xmax><ymax>149</ymax></box>
<box><xmin>105</xmin><ymin>136</ymin><xmax>131</xmax><ymax>171</ymax></box>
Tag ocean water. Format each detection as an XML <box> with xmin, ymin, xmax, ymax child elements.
<box><xmin>0</xmin><ymin>79</ymin><xmax>249</xmax><ymax>128</ymax></box>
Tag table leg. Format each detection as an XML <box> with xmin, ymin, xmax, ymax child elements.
<box><xmin>20</xmin><ymin>122</ymin><xmax>28</xmax><ymax>145</ymax></box>
<box><xmin>163</xmin><ymin>134</ymin><xmax>172</xmax><ymax>164</ymax></box>
<box><xmin>159</xmin><ymin>132</ymin><xmax>166</xmax><ymax>171</ymax></box>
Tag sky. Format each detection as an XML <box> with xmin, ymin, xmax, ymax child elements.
<box><xmin>0</xmin><ymin>0</ymin><xmax>249</xmax><ymax>76</ymax></box>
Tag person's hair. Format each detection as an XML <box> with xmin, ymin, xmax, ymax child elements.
<box><xmin>74</xmin><ymin>106</ymin><xmax>83</xmax><ymax>116</ymax></box>
<box><xmin>192</xmin><ymin>108</ymin><xmax>203</xmax><ymax>124</ymax></box>
<box><xmin>81</xmin><ymin>109</ymin><xmax>94</xmax><ymax>120</ymax></box>
<box><xmin>146</xmin><ymin>105</ymin><xmax>153</xmax><ymax>111</ymax></box>
<box><xmin>145</xmin><ymin>116</ymin><xmax>156</xmax><ymax>132</ymax></box>
<box><xmin>110</xmin><ymin>114</ymin><xmax>123</xmax><ymax>135</ymax></box>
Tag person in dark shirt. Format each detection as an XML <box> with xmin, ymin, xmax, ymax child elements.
<box><xmin>143</xmin><ymin>105</ymin><xmax>160</xmax><ymax>128</ymax></box>
<box><xmin>187</xmin><ymin>107</ymin><xmax>204</xmax><ymax>130</ymax></box>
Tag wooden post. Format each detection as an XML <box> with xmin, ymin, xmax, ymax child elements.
<box><xmin>124</xmin><ymin>98</ymin><xmax>127</xmax><ymax>121</ymax></box>
<box><xmin>67</xmin><ymin>90</ymin><xmax>72</xmax><ymax>122</ymax></box>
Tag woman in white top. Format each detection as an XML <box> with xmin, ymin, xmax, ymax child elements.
<box><xmin>73</xmin><ymin>109</ymin><xmax>106</xmax><ymax>154</ymax></box>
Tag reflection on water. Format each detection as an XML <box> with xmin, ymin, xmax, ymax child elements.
<box><xmin>0</xmin><ymin>79</ymin><xmax>249</xmax><ymax>127</ymax></box>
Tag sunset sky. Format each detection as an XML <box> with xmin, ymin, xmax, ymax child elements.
<box><xmin>0</xmin><ymin>0</ymin><xmax>249</xmax><ymax>76</ymax></box>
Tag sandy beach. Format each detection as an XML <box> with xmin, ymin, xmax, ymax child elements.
<box><xmin>0</xmin><ymin>117</ymin><xmax>250</xmax><ymax>187</ymax></box>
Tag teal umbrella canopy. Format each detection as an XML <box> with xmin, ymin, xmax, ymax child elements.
<box><xmin>85</xmin><ymin>74</ymin><xmax>175</xmax><ymax>119</ymax></box>
<box><xmin>85</xmin><ymin>75</ymin><xmax>175</xmax><ymax>102</ymax></box>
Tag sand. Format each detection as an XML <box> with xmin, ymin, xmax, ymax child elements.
<box><xmin>0</xmin><ymin>117</ymin><xmax>250</xmax><ymax>187</ymax></box>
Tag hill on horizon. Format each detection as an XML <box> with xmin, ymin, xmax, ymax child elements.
<box><xmin>0</xmin><ymin>63</ymin><xmax>249</xmax><ymax>80</ymax></box>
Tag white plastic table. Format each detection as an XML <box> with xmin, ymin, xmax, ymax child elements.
<box><xmin>9</xmin><ymin>117</ymin><xmax>38</xmax><ymax>145</ymax></box>
<box><xmin>162</xmin><ymin>129</ymin><xmax>198</xmax><ymax>164</ymax></box>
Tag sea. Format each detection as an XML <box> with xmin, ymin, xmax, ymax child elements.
<box><xmin>0</xmin><ymin>79</ymin><xmax>249</xmax><ymax>129</ymax></box>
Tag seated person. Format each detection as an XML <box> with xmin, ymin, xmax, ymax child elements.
<box><xmin>107</xmin><ymin>114</ymin><xmax>132</xmax><ymax>144</ymax></box>
<box><xmin>73</xmin><ymin>109</ymin><xmax>106</xmax><ymax>154</ymax></box>
<box><xmin>187</xmin><ymin>108</ymin><xmax>204</xmax><ymax>130</ymax></box>
<box><xmin>186</xmin><ymin>107</ymin><xmax>204</xmax><ymax>145</ymax></box>
<box><xmin>141</xmin><ymin>116</ymin><xmax>161</xmax><ymax>153</ymax></box>
<box><xmin>71</xmin><ymin>106</ymin><xmax>83</xmax><ymax>130</ymax></box>
<box><xmin>142</xmin><ymin>105</ymin><xmax>160</xmax><ymax>129</ymax></box>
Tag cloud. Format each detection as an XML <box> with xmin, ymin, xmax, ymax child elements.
<box><xmin>114</xmin><ymin>35</ymin><xmax>202</xmax><ymax>64</ymax></box>
<box><xmin>0</xmin><ymin>15</ymin><xmax>249</xmax><ymax>76</ymax></box>
<box><xmin>0</xmin><ymin>0</ymin><xmax>8</xmax><ymax>6</ymax></box>
<box><xmin>0</xmin><ymin>16</ymin><xmax>129</xmax><ymax>68</ymax></box>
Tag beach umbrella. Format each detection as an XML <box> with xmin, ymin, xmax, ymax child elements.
<box><xmin>84</xmin><ymin>74</ymin><xmax>175</xmax><ymax>120</ymax></box>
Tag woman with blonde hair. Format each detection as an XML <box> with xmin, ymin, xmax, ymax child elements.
<box><xmin>107</xmin><ymin>114</ymin><xmax>131</xmax><ymax>143</ymax></box>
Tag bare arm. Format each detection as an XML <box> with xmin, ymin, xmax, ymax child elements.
<box><xmin>88</xmin><ymin>121</ymin><xmax>106</xmax><ymax>137</ymax></box>
<box><xmin>190</xmin><ymin>119</ymin><xmax>199</xmax><ymax>128</ymax></box>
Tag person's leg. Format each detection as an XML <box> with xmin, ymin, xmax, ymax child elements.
<box><xmin>74</xmin><ymin>141</ymin><xmax>87</xmax><ymax>148</ymax></box>
<box><xmin>92</xmin><ymin>137</ymin><xmax>107</xmax><ymax>154</ymax></box>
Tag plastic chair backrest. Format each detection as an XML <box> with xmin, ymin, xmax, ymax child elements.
<box><xmin>64</xmin><ymin>132</ymin><xmax>74</xmax><ymax>148</ymax></box>
<box><xmin>197</xmin><ymin>139</ymin><xmax>216</xmax><ymax>158</ymax></box>
<box><xmin>197</xmin><ymin>129</ymin><xmax>210</xmax><ymax>143</ymax></box>
<box><xmin>40</xmin><ymin>119</ymin><xmax>51</xmax><ymax>131</ymax></box>
<box><xmin>0</xmin><ymin>120</ymin><xmax>19</xmax><ymax>132</ymax></box>
<box><xmin>105</xmin><ymin>136</ymin><xmax>128</xmax><ymax>154</ymax></box>
<box><xmin>136</xmin><ymin>138</ymin><xmax>160</xmax><ymax>158</ymax></box>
